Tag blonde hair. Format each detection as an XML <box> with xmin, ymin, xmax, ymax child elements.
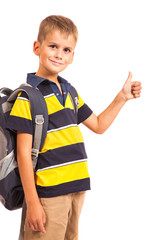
<box><xmin>37</xmin><ymin>15</ymin><xmax>78</xmax><ymax>43</ymax></box>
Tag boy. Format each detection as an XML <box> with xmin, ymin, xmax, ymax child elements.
<box><xmin>6</xmin><ymin>15</ymin><xmax>141</xmax><ymax>240</ymax></box>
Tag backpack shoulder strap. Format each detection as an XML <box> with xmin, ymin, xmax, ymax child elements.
<box><xmin>0</xmin><ymin>87</ymin><xmax>13</xmax><ymax>96</ymax></box>
<box><xmin>8</xmin><ymin>85</ymin><xmax>48</xmax><ymax>168</ymax></box>
<box><xmin>69</xmin><ymin>85</ymin><xmax>79</xmax><ymax>122</ymax></box>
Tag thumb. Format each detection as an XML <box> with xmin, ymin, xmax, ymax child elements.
<box><xmin>125</xmin><ymin>71</ymin><xmax>132</xmax><ymax>84</ymax></box>
<box><xmin>42</xmin><ymin>212</ymin><xmax>46</xmax><ymax>225</ymax></box>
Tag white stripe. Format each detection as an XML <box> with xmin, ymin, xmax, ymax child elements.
<box><xmin>44</xmin><ymin>93</ymin><xmax>55</xmax><ymax>98</ymax></box>
<box><xmin>36</xmin><ymin>159</ymin><xmax>87</xmax><ymax>172</ymax></box>
<box><xmin>17</xmin><ymin>97</ymin><xmax>29</xmax><ymax>101</ymax></box>
<box><xmin>18</xmin><ymin>93</ymin><xmax>55</xmax><ymax>100</ymax></box>
<box><xmin>47</xmin><ymin>124</ymin><xmax>77</xmax><ymax>133</ymax></box>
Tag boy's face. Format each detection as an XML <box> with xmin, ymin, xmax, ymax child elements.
<box><xmin>34</xmin><ymin>30</ymin><xmax>76</xmax><ymax>79</ymax></box>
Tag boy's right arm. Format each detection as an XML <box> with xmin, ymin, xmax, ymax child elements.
<box><xmin>17</xmin><ymin>131</ymin><xmax>46</xmax><ymax>234</ymax></box>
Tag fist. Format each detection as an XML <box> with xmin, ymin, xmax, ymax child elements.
<box><xmin>122</xmin><ymin>72</ymin><xmax>142</xmax><ymax>101</ymax></box>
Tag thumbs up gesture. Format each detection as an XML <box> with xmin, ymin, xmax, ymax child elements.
<box><xmin>121</xmin><ymin>72</ymin><xmax>142</xmax><ymax>101</ymax></box>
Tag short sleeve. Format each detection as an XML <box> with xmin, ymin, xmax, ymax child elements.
<box><xmin>77</xmin><ymin>94</ymin><xmax>93</xmax><ymax>124</ymax></box>
<box><xmin>6</xmin><ymin>92</ymin><xmax>33</xmax><ymax>135</ymax></box>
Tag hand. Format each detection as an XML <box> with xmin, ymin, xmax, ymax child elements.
<box><xmin>121</xmin><ymin>72</ymin><xmax>142</xmax><ymax>101</ymax></box>
<box><xmin>26</xmin><ymin>201</ymin><xmax>46</xmax><ymax>234</ymax></box>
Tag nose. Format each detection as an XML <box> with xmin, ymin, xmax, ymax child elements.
<box><xmin>55</xmin><ymin>48</ymin><xmax>63</xmax><ymax>60</ymax></box>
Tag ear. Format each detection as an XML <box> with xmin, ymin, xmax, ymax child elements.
<box><xmin>33</xmin><ymin>41</ymin><xmax>41</xmax><ymax>56</ymax></box>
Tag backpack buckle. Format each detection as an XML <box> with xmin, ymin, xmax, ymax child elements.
<box><xmin>35</xmin><ymin>115</ymin><xmax>44</xmax><ymax>125</ymax></box>
<box><xmin>31</xmin><ymin>148</ymin><xmax>39</xmax><ymax>160</ymax></box>
<box><xmin>31</xmin><ymin>148</ymin><xmax>39</xmax><ymax>169</ymax></box>
<box><xmin>74</xmin><ymin>96</ymin><xmax>79</xmax><ymax>107</ymax></box>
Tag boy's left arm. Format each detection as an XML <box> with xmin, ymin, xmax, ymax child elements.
<box><xmin>83</xmin><ymin>72</ymin><xmax>142</xmax><ymax>134</ymax></box>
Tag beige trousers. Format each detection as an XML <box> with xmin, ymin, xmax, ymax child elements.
<box><xmin>24</xmin><ymin>191</ymin><xmax>86</xmax><ymax>240</ymax></box>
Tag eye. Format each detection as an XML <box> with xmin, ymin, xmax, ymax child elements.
<box><xmin>64</xmin><ymin>48</ymin><xmax>71</xmax><ymax>53</ymax></box>
<box><xmin>49</xmin><ymin>45</ymin><xmax>57</xmax><ymax>49</ymax></box>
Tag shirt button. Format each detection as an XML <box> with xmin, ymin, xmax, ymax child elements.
<box><xmin>64</xmin><ymin>92</ymin><xmax>66</xmax><ymax>94</ymax></box>
<box><xmin>56</xmin><ymin>93</ymin><xmax>59</xmax><ymax>96</ymax></box>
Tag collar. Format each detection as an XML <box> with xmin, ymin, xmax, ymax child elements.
<box><xmin>27</xmin><ymin>73</ymin><xmax>69</xmax><ymax>87</ymax></box>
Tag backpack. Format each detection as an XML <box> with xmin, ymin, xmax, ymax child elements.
<box><xmin>0</xmin><ymin>84</ymin><xmax>79</xmax><ymax>211</ymax></box>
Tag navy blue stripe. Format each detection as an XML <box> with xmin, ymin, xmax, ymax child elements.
<box><xmin>36</xmin><ymin>178</ymin><xmax>90</xmax><ymax>198</ymax></box>
<box><xmin>78</xmin><ymin>103</ymin><xmax>93</xmax><ymax>124</ymax></box>
<box><xmin>37</xmin><ymin>142</ymin><xmax>87</xmax><ymax>170</ymax></box>
<box><xmin>48</xmin><ymin>108</ymin><xmax>76</xmax><ymax>130</ymax></box>
<box><xmin>19</xmin><ymin>92</ymin><xmax>29</xmax><ymax>99</ymax></box>
<box><xmin>6</xmin><ymin>116</ymin><xmax>33</xmax><ymax>134</ymax></box>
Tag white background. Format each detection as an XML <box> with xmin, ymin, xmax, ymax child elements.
<box><xmin>0</xmin><ymin>0</ymin><xmax>160</xmax><ymax>239</ymax></box>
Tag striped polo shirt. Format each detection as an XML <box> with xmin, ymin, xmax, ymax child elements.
<box><xmin>6</xmin><ymin>73</ymin><xmax>93</xmax><ymax>198</ymax></box>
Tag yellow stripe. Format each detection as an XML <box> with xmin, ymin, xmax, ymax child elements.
<box><xmin>45</xmin><ymin>95</ymin><xmax>64</xmax><ymax>115</ymax></box>
<box><xmin>78</xmin><ymin>94</ymin><xmax>84</xmax><ymax>108</ymax></box>
<box><xmin>40</xmin><ymin>126</ymin><xmax>84</xmax><ymax>153</ymax></box>
<box><xmin>10</xmin><ymin>92</ymin><xmax>84</xmax><ymax>120</ymax></box>
<box><xmin>45</xmin><ymin>94</ymin><xmax>76</xmax><ymax>115</ymax></box>
<box><xmin>36</xmin><ymin>161</ymin><xmax>89</xmax><ymax>187</ymax></box>
<box><xmin>65</xmin><ymin>94</ymin><xmax>74</xmax><ymax>110</ymax></box>
<box><xmin>10</xmin><ymin>98</ymin><xmax>32</xmax><ymax>120</ymax></box>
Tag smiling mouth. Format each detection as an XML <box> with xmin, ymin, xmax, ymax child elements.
<box><xmin>50</xmin><ymin>60</ymin><xmax>63</xmax><ymax>66</ymax></box>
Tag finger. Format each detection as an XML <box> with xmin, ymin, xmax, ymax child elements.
<box><xmin>26</xmin><ymin>221</ymin><xmax>31</xmax><ymax>229</ymax></box>
<box><xmin>27</xmin><ymin>219</ymin><xmax>40</xmax><ymax>232</ymax></box>
<box><xmin>38</xmin><ymin>221</ymin><xmax>46</xmax><ymax>234</ymax></box>
<box><xmin>131</xmin><ymin>81</ymin><xmax>142</xmax><ymax>87</ymax></box>
<box><xmin>126</xmin><ymin>71</ymin><xmax>132</xmax><ymax>83</ymax></box>
<box><xmin>42</xmin><ymin>213</ymin><xmax>46</xmax><ymax>225</ymax></box>
<box><xmin>34</xmin><ymin>223</ymin><xmax>40</xmax><ymax>232</ymax></box>
<box><xmin>132</xmin><ymin>90</ymin><xmax>141</xmax><ymax>95</ymax></box>
<box><xmin>29</xmin><ymin>223</ymin><xmax>39</xmax><ymax>232</ymax></box>
<box><xmin>132</xmin><ymin>86</ymin><xmax>142</xmax><ymax>91</ymax></box>
<box><xmin>132</xmin><ymin>91</ymin><xmax>141</xmax><ymax>97</ymax></box>
<box><xmin>134</xmin><ymin>94</ymin><xmax>141</xmax><ymax>98</ymax></box>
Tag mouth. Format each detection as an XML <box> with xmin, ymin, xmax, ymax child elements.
<box><xmin>49</xmin><ymin>59</ymin><xmax>63</xmax><ymax>66</ymax></box>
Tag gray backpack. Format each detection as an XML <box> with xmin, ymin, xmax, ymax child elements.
<box><xmin>0</xmin><ymin>84</ymin><xmax>79</xmax><ymax>211</ymax></box>
<box><xmin>0</xmin><ymin>85</ymin><xmax>48</xmax><ymax>210</ymax></box>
